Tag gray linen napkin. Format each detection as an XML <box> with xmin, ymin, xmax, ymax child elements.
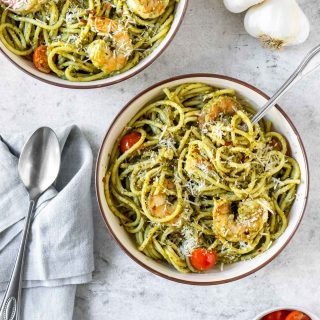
<box><xmin>0</xmin><ymin>125</ymin><xmax>94</xmax><ymax>319</ymax></box>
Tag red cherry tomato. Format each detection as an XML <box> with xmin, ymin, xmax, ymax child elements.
<box><xmin>120</xmin><ymin>132</ymin><xmax>141</xmax><ymax>153</ymax></box>
<box><xmin>190</xmin><ymin>248</ymin><xmax>217</xmax><ymax>271</ymax></box>
<box><xmin>33</xmin><ymin>46</ymin><xmax>51</xmax><ymax>74</ymax></box>
<box><xmin>285</xmin><ymin>311</ymin><xmax>311</xmax><ymax>320</ymax></box>
<box><xmin>261</xmin><ymin>311</ymin><xmax>290</xmax><ymax>320</ymax></box>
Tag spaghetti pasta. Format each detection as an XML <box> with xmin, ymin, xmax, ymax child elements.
<box><xmin>0</xmin><ymin>0</ymin><xmax>177</xmax><ymax>81</ymax></box>
<box><xmin>104</xmin><ymin>83</ymin><xmax>301</xmax><ymax>273</ymax></box>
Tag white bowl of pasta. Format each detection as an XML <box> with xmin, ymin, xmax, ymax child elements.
<box><xmin>0</xmin><ymin>0</ymin><xmax>188</xmax><ymax>88</ymax></box>
<box><xmin>96</xmin><ymin>74</ymin><xmax>309</xmax><ymax>285</ymax></box>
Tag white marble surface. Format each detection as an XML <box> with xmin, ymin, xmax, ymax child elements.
<box><xmin>1</xmin><ymin>1</ymin><xmax>320</xmax><ymax>319</ymax></box>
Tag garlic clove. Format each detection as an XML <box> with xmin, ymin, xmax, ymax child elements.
<box><xmin>223</xmin><ymin>0</ymin><xmax>265</xmax><ymax>13</ymax></box>
<box><xmin>244</xmin><ymin>0</ymin><xmax>310</xmax><ymax>49</ymax></box>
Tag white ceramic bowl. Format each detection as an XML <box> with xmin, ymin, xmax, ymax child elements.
<box><xmin>96</xmin><ymin>74</ymin><xmax>309</xmax><ymax>285</ymax></box>
<box><xmin>0</xmin><ymin>1</ymin><xmax>188</xmax><ymax>89</ymax></box>
<box><xmin>254</xmin><ymin>307</ymin><xmax>320</xmax><ymax>320</ymax></box>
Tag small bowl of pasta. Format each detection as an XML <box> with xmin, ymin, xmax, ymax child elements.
<box><xmin>96</xmin><ymin>74</ymin><xmax>309</xmax><ymax>285</ymax></box>
<box><xmin>0</xmin><ymin>0</ymin><xmax>188</xmax><ymax>88</ymax></box>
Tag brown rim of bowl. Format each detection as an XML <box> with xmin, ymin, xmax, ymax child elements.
<box><xmin>95</xmin><ymin>73</ymin><xmax>310</xmax><ymax>285</ymax></box>
<box><xmin>0</xmin><ymin>0</ymin><xmax>188</xmax><ymax>89</ymax></box>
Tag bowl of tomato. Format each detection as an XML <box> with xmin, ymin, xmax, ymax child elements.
<box><xmin>255</xmin><ymin>307</ymin><xmax>319</xmax><ymax>320</ymax></box>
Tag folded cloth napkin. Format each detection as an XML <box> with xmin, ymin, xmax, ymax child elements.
<box><xmin>0</xmin><ymin>125</ymin><xmax>94</xmax><ymax>320</ymax></box>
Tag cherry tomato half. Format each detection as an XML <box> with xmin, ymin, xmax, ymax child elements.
<box><xmin>285</xmin><ymin>311</ymin><xmax>311</xmax><ymax>320</ymax></box>
<box><xmin>190</xmin><ymin>248</ymin><xmax>217</xmax><ymax>271</ymax></box>
<box><xmin>261</xmin><ymin>310</ymin><xmax>290</xmax><ymax>320</ymax></box>
<box><xmin>33</xmin><ymin>46</ymin><xmax>51</xmax><ymax>74</ymax></box>
<box><xmin>120</xmin><ymin>131</ymin><xmax>141</xmax><ymax>153</ymax></box>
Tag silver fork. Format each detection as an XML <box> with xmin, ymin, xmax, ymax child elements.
<box><xmin>252</xmin><ymin>44</ymin><xmax>320</xmax><ymax>124</ymax></box>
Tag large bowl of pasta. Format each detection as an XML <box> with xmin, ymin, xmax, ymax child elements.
<box><xmin>96</xmin><ymin>74</ymin><xmax>309</xmax><ymax>285</ymax></box>
<box><xmin>0</xmin><ymin>0</ymin><xmax>188</xmax><ymax>88</ymax></box>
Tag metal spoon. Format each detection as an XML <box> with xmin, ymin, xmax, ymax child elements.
<box><xmin>252</xmin><ymin>43</ymin><xmax>320</xmax><ymax>124</ymax></box>
<box><xmin>0</xmin><ymin>127</ymin><xmax>61</xmax><ymax>320</ymax></box>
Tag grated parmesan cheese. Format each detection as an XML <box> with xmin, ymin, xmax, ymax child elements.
<box><xmin>180</xmin><ymin>225</ymin><xmax>199</xmax><ymax>256</ymax></box>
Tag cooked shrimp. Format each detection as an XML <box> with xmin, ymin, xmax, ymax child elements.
<box><xmin>148</xmin><ymin>180</ymin><xmax>176</xmax><ymax>219</ymax></box>
<box><xmin>1</xmin><ymin>0</ymin><xmax>47</xmax><ymax>13</ymax></box>
<box><xmin>213</xmin><ymin>199</ymin><xmax>269</xmax><ymax>242</ymax></box>
<box><xmin>126</xmin><ymin>0</ymin><xmax>169</xmax><ymax>19</ymax></box>
<box><xmin>199</xmin><ymin>96</ymin><xmax>240</xmax><ymax>124</ymax></box>
<box><xmin>148</xmin><ymin>192</ymin><xmax>175</xmax><ymax>218</ymax></box>
<box><xmin>87</xmin><ymin>17</ymin><xmax>133</xmax><ymax>73</ymax></box>
<box><xmin>185</xmin><ymin>144</ymin><xmax>213</xmax><ymax>177</ymax></box>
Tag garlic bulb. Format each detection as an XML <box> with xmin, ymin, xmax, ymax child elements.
<box><xmin>223</xmin><ymin>0</ymin><xmax>264</xmax><ymax>13</ymax></box>
<box><xmin>244</xmin><ymin>0</ymin><xmax>310</xmax><ymax>49</ymax></box>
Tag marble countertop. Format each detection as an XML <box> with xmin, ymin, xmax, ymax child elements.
<box><xmin>1</xmin><ymin>1</ymin><xmax>319</xmax><ymax>319</ymax></box>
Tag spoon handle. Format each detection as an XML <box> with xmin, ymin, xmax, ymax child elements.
<box><xmin>252</xmin><ymin>44</ymin><xmax>320</xmax><ymax>124</ymax></box>
<box><xmin>0</xmin><ymin>200</ymin><xmax>36</xmax><ymax>320</ymax></box>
